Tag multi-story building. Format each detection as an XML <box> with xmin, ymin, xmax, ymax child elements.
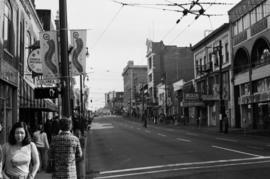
<box><xmin>229</xmin><ymin>0</ymin><xmax>270</xmax><ymax>129</ymax></box>
<box><xmin>146</xmin><ymin>40</ymin><xmax>194</xmax><ymax>117</ymax></box>
<box><xmin>0</xmin><ymin>0</ymin><xmax>57</xmax><ymax>143</ymax></box>
<box><xmin>192</xmin><ymin>23</ymin><xmax>232</xmax><ymax>127</ymax></box>
<box><xmin>122</xmin><ymin>61</ymin><xmax>147</xmax><ymax>116</ymax></box>
<box><xmin>105</xmin><ymin>91</ymin><xmax>124</xmax><ymax>114</ymax></box>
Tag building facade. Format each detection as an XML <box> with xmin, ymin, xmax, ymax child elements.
<box><xmin>0</xmin><ymin>0</ymin><xmax>57</xmax><ymax>143</ymax></box>
<box><xmin>146</xmin><ymin>40</ymin><xmax>194</xmax><ymax>117</ymax></box>
<box><xmin>229</xmin><ymin>0</ymin><xmax>270</xmax><ymax>129</ymax></box>
<box><xmin>192</xmin><ymin>23</ymin><xmax>233</xmax><ymax>127</ymax></box>
<box><xmin>122</xmin><ymin>61</ymin><xmax>147</xmax><ymax>117</ymax></box>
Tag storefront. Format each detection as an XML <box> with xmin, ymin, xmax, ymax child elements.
<box><xmin>0</xmin><ymin>60</ymin><xmax>19</xmax><ymax>144</ymax></box>
<box><xmin>19</xmin><ymin>79</ymin><xmax>58</xmax><ymax>133</ymax></box>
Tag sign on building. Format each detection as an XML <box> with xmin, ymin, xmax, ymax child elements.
<box><xmin>70</xmin><ymin>30</ymin><xmax>87</xmax><ymax>76</ymax></box>
<box><xmin>40</xmin><ymin>31</ymin><xmax>59</xmax><ymax>85</ymax></box>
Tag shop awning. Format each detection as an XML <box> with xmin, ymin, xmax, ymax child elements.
<box><xmin>19</xmin><ymin>79</ymin><xmax>58</xmax><ymax>112</ymax></box>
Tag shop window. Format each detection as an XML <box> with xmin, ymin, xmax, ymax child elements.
<box><xmin>3</xmin><ymin>1</ymin><xmax>13</xmax><ymax>54</ymax></box>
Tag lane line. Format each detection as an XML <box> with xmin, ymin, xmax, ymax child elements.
<box><xmin>157</xmin><ymin>133</ymin><xmax>166</xmax><ymax>137</ymax></box>
<box><xmin>96</xmin><ymin>159</ymin><xmax>270</xmax><ymax>179</ymax></box>
<box><xmin>100</xmin><ymin>156</ymin><xmax>269</xmax><ymax>175</ymax></box>
<box><xmin>176</xmin><ymin>138</ymin><xmax>191</xmax><ymax>142</ymax></box>
<box><xmin>215</xmin><ymin>137</ymin><xmax>238</xmax><ymax>143</ymax></box>
<box><xmin>212</xmin><ymin>145</ymin><xmax>262</xmax><ymax>157</ymax></box>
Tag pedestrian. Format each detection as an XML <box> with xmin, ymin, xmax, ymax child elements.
<box><xmin>51</xmin><ymin>116</ymin><xmax>60</xmax><ymax>137</ymax></box>
<box><xmin>2</xmin><ymin>122</ymin><xmax>40</xmax><ymax>179</ymax></box>
<box><xmin>142</xmin><ymin>112</ymin><xmax>147</xmax><ymax>128</ymax></box>
<box><xmin>49</xmin><ymin>117</ymin><xmax>82</xmax><ymax>179</ymax></box>
<box><xmin>33</xmin><ymin>124</ymin><xmax>50</xmax><ymax>172</ymax></box>
<box><xmin>44</xmin><ymin>118</ymin><xmax>53</xmax><ymax>143</ymax></box>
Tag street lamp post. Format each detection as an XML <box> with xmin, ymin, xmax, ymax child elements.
<box><xmin>214</xmin><ymin>40</ymin><xmax>225</xmax><ymax>132</ymax></box>
<box><xmin>59</xmin><ymin>0</ymin><xmax>71</xmax><ymax>118</ymax></box>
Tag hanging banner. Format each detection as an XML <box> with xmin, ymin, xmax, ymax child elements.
<box><xmin>40</xmin><ymin>31</ymin><xmax>59</xmax><ymax>84</ymax></box>
<box><xmin>70</xmin><ymin>30</ymin><xmax>87</xmax><ymax>76</ymax></box>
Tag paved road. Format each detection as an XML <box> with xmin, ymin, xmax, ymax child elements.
<box><xmin>85</xmin><ymin>115</ymin><xmax>270</xmax><ymax>179</ymax></box>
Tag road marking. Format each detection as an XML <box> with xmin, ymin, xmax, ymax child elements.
<box><xmin>91</xmin><ymin>123</ymin><xmax>114</xmax><ymax>130</ymax></box>
<box><xmin>215</xmin><ymin>137</ymin><xmax>238</xmax><ymax>143</ymax></box>
<box><xmin>96</xmin><ymin>157</ymin><xmax>270</xmax><ymax>178</ymax></box>
<box><xmin>145</xmin><ymin>130</ymin><xmax>151</xmax><ymax>133</ymax></box>
<box><xmin>157</xmin><ymin>133</ymin><xmax>166</xmax><ymax>137</ymax></box>
<box><xmin>185</xmin><ymin>132</ymin><xmax>199</xmax><ymax>136</ymax></box>
<box><xmin>212</xmin><ymin>145</ymin><xmax>262</xmax><ymax>157</ymax></box>
<box><xmin>95</xmin><ymin>160</ymin><xmax>270</xmax><ymax>179</ymax></box>
<box><xmin>176</xmin><ymin>138</ymin><xmax>191</xmax><ymax>142</ymax></box>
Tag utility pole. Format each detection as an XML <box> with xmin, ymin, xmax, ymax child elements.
<box><xmin>59</xmin><ymin>0</ymin><xmax>71</xmax><ymax>117</ymax></box>
<box><xmin>218</xmin><ymin>40</ymin><xmax>224</xmax><ymax>132</ymax></box>
<box><xmin>80</xmin><ymin>74</ymin><xmax>84</xmax><ymax>120</ymax></box>
<box><xmin>164</xmin><ymin>73</ymin><xmax>168</xmax><ymax>116</ymax></box>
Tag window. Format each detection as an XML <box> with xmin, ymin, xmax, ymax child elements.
<box><xmin>263</xmin><ymin>0</ymin><xmax>270</xmax><ymax>17</ymax></box>
<box><xmin>3</xmin><ymin>1</ymin><xmax>12</xmax><ymax>53</ymax></box>
<box><xmin>237</xmin><ymin>19</ymin><xmax>243</xmax><ymax>33</ymax></box>
<box><xmin>233</xmin><ymin>23</ymin><xmax>238</xmax><ymax>36</ymax></box>
<box><xmin>24</xmin><ymin>32</ymin><xmax>31</xmax><ymax>76</ymax></box>
<box><xmin>148</xmin><ymin>57</ymin><xmax>152</xmax><ymax>69</ymax></box>
<box><xmin>224</xmin><ymin>43</ymin><xmax>229</xmax><ymax>63</ymax></box>
<box><xmin>256</xmin><ymin>5</ymin><xmax>263</xmax><ymax>21</ymax></box>
<box><xmin>243</xmin><ymin>14</ymin><xmax>250</xmax><ymax>29</ymax></box>
<box><xmin>250</xmin><ymin>8</ymin><xmax>256</xmax><ymax>25</ymax></box>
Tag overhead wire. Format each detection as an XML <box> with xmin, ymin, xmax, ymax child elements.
<box><xmin>90</xmin><ymin>4</ymin><xmax>124</xmax><ymax>49</ymax></box>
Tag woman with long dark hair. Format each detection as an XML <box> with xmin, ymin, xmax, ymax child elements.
<box><xmin>2</xmin><ymin>122</ymin><xmax>40</xmax><ymax>179</ymax></box>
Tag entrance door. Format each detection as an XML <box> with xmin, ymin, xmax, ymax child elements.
<box><xmin>234</xmin><ymin>86</ymin><xmax>241</xmax><ymax>128</ymax></box>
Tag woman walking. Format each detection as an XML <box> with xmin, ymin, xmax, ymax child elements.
<box><xmin>2</xmin><ymin>122</ymin><xmax>40</xmax><ymax>179</ymax></box>
<box><xmin>33</xmin><ymin>124</ymin><xmax>50</xmax><ymax>172</ymax></box>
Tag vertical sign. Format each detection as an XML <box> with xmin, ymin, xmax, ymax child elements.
<box><xmin>70</xmin><ymin>30</ymin><xmax>87</xmax><ymax>76</ymax></box>
<box><xmin>40</xmin><ymin>31</ymin><xmax>59</xmax><ymax>84</ymax></box>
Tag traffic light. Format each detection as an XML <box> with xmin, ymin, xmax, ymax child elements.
<box><xmin>34</xmin><ymin>87</ymin><xmax>59</xmax><ymax>99</ymax></box>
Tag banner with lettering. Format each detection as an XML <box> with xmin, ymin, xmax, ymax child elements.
<box><xmin>70</xmin><ymin>30</ymin><xmax>87</xmax><ymax>75</ymax></box>
<box><xmin>40</xmin><ymin>31</ymin><xmax>59</xmax><ymax>84</ymax></box>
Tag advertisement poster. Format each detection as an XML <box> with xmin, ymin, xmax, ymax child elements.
<box><xmin>40</xmin><ymin>31</ymin><xmax>59</xmax><ymax>85</ymax></box>
<box><xmin>70</xmin><ymin>30</ymin><xmax>87</xmax><ymax>76</ymax></box>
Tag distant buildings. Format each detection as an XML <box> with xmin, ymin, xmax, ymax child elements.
<box><xmin>122</xmin><ymin>61</ymin><xmax>147</xmax><ymax>117</ymax></box>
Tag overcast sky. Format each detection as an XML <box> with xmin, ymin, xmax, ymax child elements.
<box><xmin>35</xmin><ymin>0</ymin><xmax>240</xmax><ymax>110</ymax></box>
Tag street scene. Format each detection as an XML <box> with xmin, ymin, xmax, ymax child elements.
<box><xmin>1</xmin><ymin>0</ymin><xmax>270</xmax><ymax>178</ymax></box>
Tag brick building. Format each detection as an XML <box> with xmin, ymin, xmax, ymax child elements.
<box><xmin>122</xmin><ymin>61</ymin><xmax>147</xmax><ymax>117</ymax></box>
<box><xmin>146</xmin><ymin>40</ymin><xmax>194</xmax><ymax>117</ymax></box>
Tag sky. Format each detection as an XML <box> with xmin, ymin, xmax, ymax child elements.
<box><xmin>35</xmin><ymin>0</ymin><xmax>241</xmax><ymax>110</ymax></box>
